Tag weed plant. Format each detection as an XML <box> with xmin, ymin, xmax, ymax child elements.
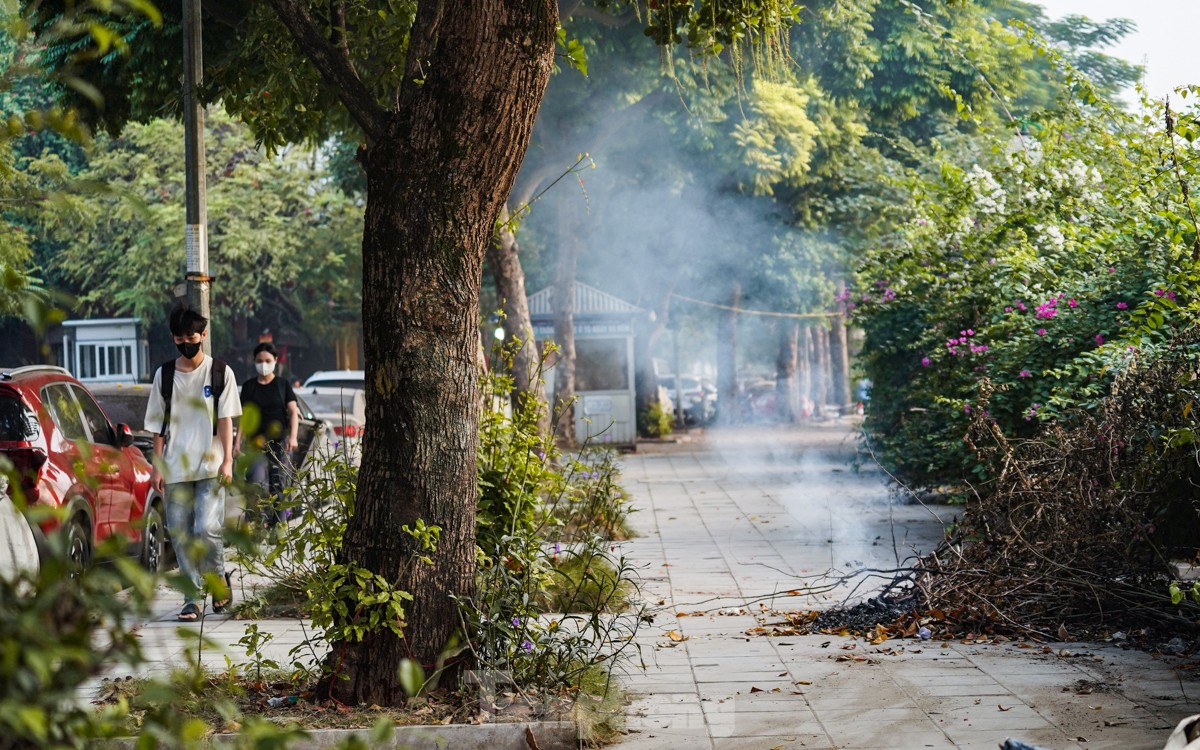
<box><xmin>454</xmin><ymin>357</ymin><xmax>644</xmax><ymax>739</ymax></box>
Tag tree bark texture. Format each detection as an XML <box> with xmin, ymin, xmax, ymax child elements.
<box><xmin>314</xmin><ymin>0</ymin><xmax>557</xmax><ymax>706</ymax></box>
<box><xmin>809</xmin><ymin>324</ymin><xmax>828</xmax><ymax>419</ymax></box>
<box><xmin>487</xmin><ymin>203</ymin><xmax>546</xmax><ymax>430</ymax></box>
<box><xmin>828</xmin><ymin>309</ymin><xmax>852</xmax><ymax>413</ymax></box>
<box><xmin>551</xmin><ymin>199</ymin><xmax>583</xmax><ymax>447</ymax></box>
<box><xmin>716</xmin><ymin>280</ymin><xmax>740</xmax><ymax>425</ymax></box>
<box><xmin>798</xmin><ymin>324</ymin><xmax>812</xmax><ymax>418</ymax></box>
<box><xmin>775</xmin><ymin>320</ymin><xmax>799</xmax><ymax>423</ymax></box>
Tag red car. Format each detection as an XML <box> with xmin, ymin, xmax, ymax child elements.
<box><xmin>0</xmin><ymin>365</ymin><xmax>166</xmax><ymax>571</ymax></box>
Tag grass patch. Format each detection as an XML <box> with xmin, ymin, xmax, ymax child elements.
<box><xmin>572</xmin><ymin>666</ymin><xmax>627</xmax><ymax>746</ymax></box>
<box><xmin>537</xmin><ymin>551</ymin><xmax>634</xmax><ymax>614</ymax></box>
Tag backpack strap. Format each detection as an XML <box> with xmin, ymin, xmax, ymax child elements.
<box><xmin>210</xmin><ymin>358</ymin><xmax>228</xmax><ymax>436</ymax></box>
<box><xmin>161</xmin><ymin>358</ymin><xmax>230</xmax><ymax>438</ymax></box>
<box><xmin>275</xmin><ymin>376</ymin><xmax>288</xmax><ymax>406</ymax></box>
<box><xmin>158</xmin><ymin>359</ymin><xmax>176</xmax><ymax>438</ymax></box>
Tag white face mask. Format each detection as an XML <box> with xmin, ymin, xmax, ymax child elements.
<box><xmin>256</xmin><ymin>361</ymin><xmax>275</xmax><ymax>377</ymax></box>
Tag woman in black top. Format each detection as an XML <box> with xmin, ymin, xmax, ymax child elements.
<box><xmin>235</xmin><ymin>343</ymin><xmax>299</xmax><ymax>529</ymax></box>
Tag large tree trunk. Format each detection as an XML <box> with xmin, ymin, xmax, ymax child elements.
<box><xmin>716</xmin><ymin>280</ymin><xmax>740</xmax><ymax>425</ymax></box>
<box><xmin>323</xmin><ymin>0</ymin><xmax>557</xmax><ymax>706</ymax></box>
<box><xmin>775</xmin><ymin>320</ymin><xmax>799</xmax><ymax>423</ymax></box>
<box><xmin>809</xmin><ymin>324</ymin><xmax>829</xmax><ymax>419</ymax></box>
<box><xmin>828</xmin><ymin>306</ymin><xmax>852</xmax><ymax>415</ymax></box>
<box><xmin>487</xmin><ymin>203</ymin><xmax>546</xmax><ymax>429</ymax></box>
<box><xmin>551</xmin><ymin>200</ymin><xmax>582</xmax><ymax>447</ymax></box>
<box><xmin>797</xmin><ymin>324</ymin><xmax>812</xmax><ymax>419</ymax></box>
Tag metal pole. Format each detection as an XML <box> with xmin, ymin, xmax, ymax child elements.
<box><xmin>183</xmin><ymin>0</ymin><xmax>211</xmax><ymax>354</ymax></box>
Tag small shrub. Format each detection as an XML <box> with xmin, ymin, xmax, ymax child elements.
<box><xmin>638</xmin><ymin>402</ymin><xmax>672</xmax><ymax>438</ymax></box>
<box><xmin>542</xmin><ymin>451</ymin><xmax>636</xmax><ymax>543</ymax></box>
<box><xmin>537</xmin><ymin>547</ymin><xmax>634</xmax><ymax>614</ymax></box>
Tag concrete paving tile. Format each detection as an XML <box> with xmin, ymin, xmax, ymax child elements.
<box><xmin>698</xmin><ymin>682</ymin><xmax>799</xmax><ymax>700</ymax></box>
<box><xmin>631</xmin><ymin>682</ymin><xmax>701</xmax><ymax>695</ymax></box>
<box><xmin>694</xmin><ymin>670</ymin><xmax>797</xmax><ymax>684</ymax></box>
<box><xmin>824</xmin><ymin>726</ymin><xmax>950</xmax><ymax>748</ymax></box>
<box><xmin>904</xmin><ymin>682</ymin><xmax>1015</xmax><ymax>698</ymax></box>
<box><xmin>711</xmin><ymin>735</ymin><xmax>831</xmax><ymax>749</ymax></box>
<box><xmin>810</xmin><ymin>705</ymin><xmax>929</xmax><ymax>721</ymax></box>
<box><xmin>629</xmin><ymin>703</ymin><xmax>705</xmax><ymax>717</ymax></box>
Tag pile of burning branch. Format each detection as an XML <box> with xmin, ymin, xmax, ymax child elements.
<box><xmin>914</xmin><ymin>338</ymin><xmax>1200</xmax><ymax>641</ymax></box>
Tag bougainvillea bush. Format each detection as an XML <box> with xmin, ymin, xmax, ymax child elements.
<box><xmin>854</xmin><ymin>91</ymin><xmax>1200</xmax><ymax>492</ymax></box>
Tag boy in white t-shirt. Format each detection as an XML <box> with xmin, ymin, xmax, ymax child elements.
<box><xmin>145</xmin><ymin>305</ymin><xmax>241</xmax><ymax>622</ymax></box>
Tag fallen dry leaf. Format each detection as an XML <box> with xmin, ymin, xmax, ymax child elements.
<box><xmin>666</xmin><ymin>630</ymin><xmax>689</xmax><ymax>642</ymax></box>
<box><xmin>750</xmin><ymin>687</ymin><xmax>765</xmax><ymax>693</ymax></box>
<box><xmin>998</xmin><ymin>705</ymin><xmax>1011</xmax><ymax>712</ymax></box>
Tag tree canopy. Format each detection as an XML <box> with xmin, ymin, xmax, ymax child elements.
<box><xmin>23</xmin><ymin>109</ymin><xmax>363</xmax><ymax>354</ymax></box>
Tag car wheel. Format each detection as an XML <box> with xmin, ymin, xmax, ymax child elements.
<box><xmin>140</xmin><ymin>502</ymin><xmax>166</xmax><ymax>572</ymax></box>
<box><xmin>66</xmin><ymin>516</ymin><xmax>91</xmax><ymax>571</ymax></box>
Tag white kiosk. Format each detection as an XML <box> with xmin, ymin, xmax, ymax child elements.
<box><xmin>528</xmin><ymin>283</ymin><xmax>643</xmax><ymax>447</ymax></box>
<box><xmin>60</xmin><ymin>318</ymin><xmax>150</xmax><ymax>384</ymax></box>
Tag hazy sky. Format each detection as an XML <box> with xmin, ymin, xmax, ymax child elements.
<box><xmin>1033</xmin><ymin>0</ymin><xmax>1200</xmax><ymax>100</ymax></box>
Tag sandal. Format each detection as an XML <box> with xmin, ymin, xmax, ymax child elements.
<box><xmin>177</xmin><ymin>602</ymin><xmax>202</xmax><ymax>622</ymax></box>
<box><xmin>212</xmin><ymin>571</ymin><xmax>234</xmax><ymax>614</ymax></box>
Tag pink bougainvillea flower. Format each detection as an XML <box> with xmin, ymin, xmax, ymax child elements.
<box><xmin>1018</xmin><ymin>370</ymin><xmax>1032</xmax><ymax>377</ymax></box>
<box><xmin>1095</xmin><ymin>334</ymin><xmax>1104</xmax><ymax>345</ymax></box>
<box><xmin>1155</xmin><ymin>289</ymin><xmax>1165</xmax><ymax>296</ymax></box>
<box><xmin>1068</xmin><ymin>298</ymin><xmax>1078</xmax><ymax>308</ymax></box>
<box><xmin>1108</xmin><ymin>267</ymin><xmax>1116</xmax><ymax>273</ymax></box>
<box><xmin>1167</xmin><ymin>291</ymin><xmax>1177</xmax><ymax>300</ymax></box>
<box><xmin>1116</xmin><ymin>302</ymin><xmax>1127</xmax><ymax>309</ymax></box>
<box><xmin>964</xmin><ymin>403</ymin><xmax>971</xmax><ymax>413</ymax></box>
<box><xmin>1037</xmin><ymin>328</ymin><xmax>1047</xmax><ymax>335</ymax></box>
<box><xmin>921</xmin><ymin>357</ymin><xmax>931</xmax><ymax>367</ymax></box>
<box><xmin>1005</xmin><ymin>306</ymin><xmax>1013</xmax><ymax>313</ymax></box>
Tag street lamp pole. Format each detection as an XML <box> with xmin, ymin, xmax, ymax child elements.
<box><xmin>182</xmin><ymin>0</ymin><xmax>211</xmax><ymax>354</ymax></box>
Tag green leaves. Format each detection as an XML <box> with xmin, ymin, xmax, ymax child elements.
<box><xmin>24</xmin><ymin>108</ymin><xmax>363</xmax><ymax>346</ymax></box>
<box><xmin>556</xmin><ymin>27</ymin><xmax>588</xmax><ymax>76</ymax></box>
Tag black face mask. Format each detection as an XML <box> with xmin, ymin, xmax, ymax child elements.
<box><xmin>176</xmin><ymin>341</ymin><xmax>202</xmax><ymax>359</ymax></box>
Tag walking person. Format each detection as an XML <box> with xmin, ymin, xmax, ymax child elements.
<box><xmin>145</xmin><ymin>305</ymin><xmax>242</xmax><ymax>622</ymax></box>
<box><xmin>235</xmin><ymin>343</ymin><xmax>299</xmax><ymax>531</ymax></box>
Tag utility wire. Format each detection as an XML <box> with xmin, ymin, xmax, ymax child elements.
<box><xmin>670</xmin><ymin>292</ymin><xmax>838</xmax><ymax>319</ymax></box>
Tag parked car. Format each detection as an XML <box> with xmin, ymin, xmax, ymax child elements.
<box><xmin>302</xmin><ymin>388</ymin><xmax>365</xmax><ymax>465</ymax></box>
<box><xmin>0</xmin><ymin>366</ymin><xmax>165</xmax><ymax>570</ymax></box>
<box><xmin>89</xmin><ymin>383</ymin><xmax>329</xmax><ymax>477</ymax></box>
<box><xmin>302</xmin><ymin>370</ymin><xmax>364</xmax><ymax>391</ymax></box>
<box><xmin>660</xmin><ymin>374</ymin><xmax>717</xmax><ymax>425</ymax></box>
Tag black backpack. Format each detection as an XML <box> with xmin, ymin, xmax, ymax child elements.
<box><xmin>158</xmin><ymin>357</ymin><xmax>229</xmax><ymax>437</ymax></box>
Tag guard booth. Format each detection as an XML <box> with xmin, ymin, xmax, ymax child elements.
<box><xmin>528</xmin><ymin>283</ymin><xmax>643</xmax><ymax>447</ymax></box>
<box><xmin>60</xmin><ymin>318</ymin><xmax>150</xmax><ymax>384</ymax></box>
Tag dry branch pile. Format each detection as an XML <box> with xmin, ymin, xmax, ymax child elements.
<box><xmin>916</xmin><ymin>335</ymin><xmax>1200</xmax><ymax>641</ymax></box>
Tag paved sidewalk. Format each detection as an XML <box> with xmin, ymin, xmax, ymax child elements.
<box><xmin>614</xmin><ymin>421</ymin><xmax>1200</xmax><ymax>750</ymax></box>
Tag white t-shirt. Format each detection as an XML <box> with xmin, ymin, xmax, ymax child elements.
<box><xmin>144</xmin><ymin>356</ymin><xmax>242</xmax><ymax>484</ymax></box>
